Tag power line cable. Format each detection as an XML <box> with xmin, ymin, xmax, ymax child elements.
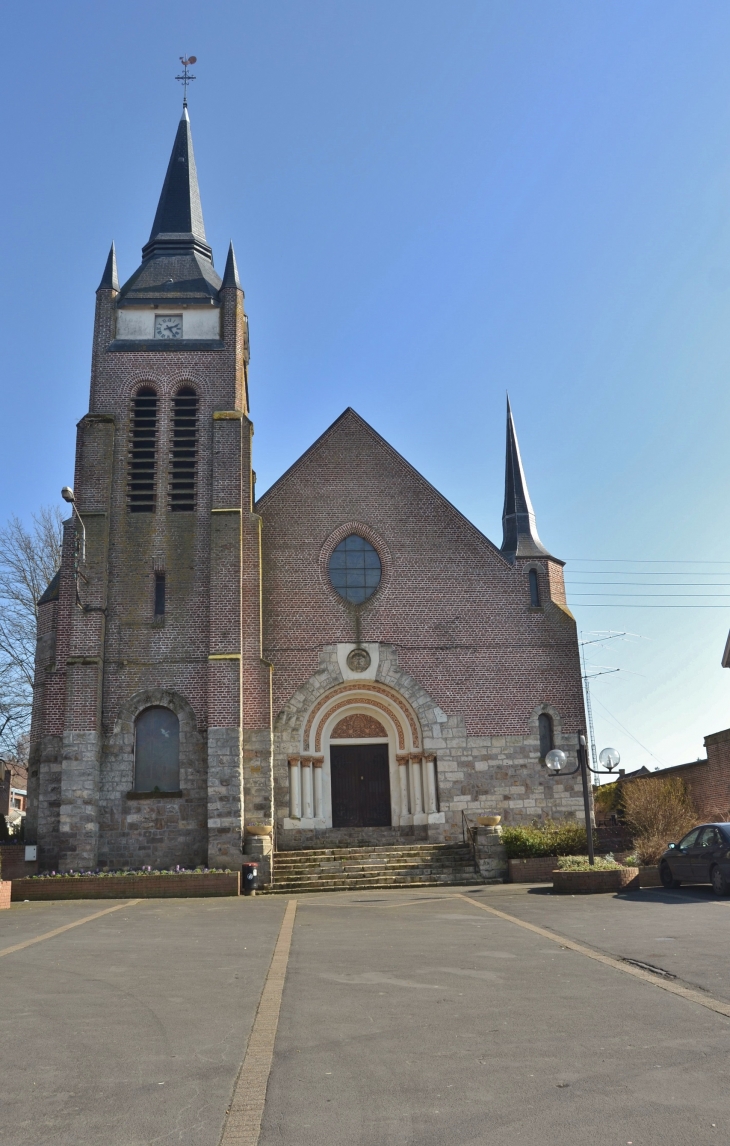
<box><xmin>566</xmin><ymin>580</ymin><xmax>730</xmax><ymax>586</ymax></box>
<box><xmin>591</xmin><ymin>696</ymin><xmax>665</xmax><ymax>768</ymax></box>
<box><xmin>567</xmin><ymin>559</ymin><xmax>730</xmax><ymax>565</ymax></box>
<box><xmin>569</xmin><ymin>592</ymin><xmax>730</xmax><ymax>598</ymax></box>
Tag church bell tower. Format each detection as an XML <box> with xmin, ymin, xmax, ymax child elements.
<box><xmin>27</xmin><ymin>105</ymin><xmax>273</xmax><ymax>873</ymax></box>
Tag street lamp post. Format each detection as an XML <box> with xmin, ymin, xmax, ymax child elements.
<box><xmin>61</xmin><ymin>486</ymin><xmax>85</xmax><ymax>565</ymax></box>
<box><xmin>545</xmin><ymin>734</ymin><xmax>622</xmax><ymax>866</ymax></box>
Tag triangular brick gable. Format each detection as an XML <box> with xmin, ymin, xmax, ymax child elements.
<box><xmin>256</xmin><ymin>407</ymin><xmax>508</xmax><ymax>566</ymax></box>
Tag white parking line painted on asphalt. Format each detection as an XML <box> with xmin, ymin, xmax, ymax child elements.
<box><xmin>219</xmin><ymin>898</ymin><xmax>298</xmax><ymax>1146</ymax></box>
<box><xmin>457</xmin><ymin>893</ymin><xmax>730</xmax><ymax>1020</ymax></box>
<box><xmin>0</xmin><ymin>900</ymin><xmax>140</xmax><ymax>958</ymax></box>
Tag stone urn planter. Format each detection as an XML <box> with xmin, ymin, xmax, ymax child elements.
<box><xmin>552</xmin><ymin>867</ymin><xmax>640</xmax><ymax>894</ymax></box>
<box><xmin>476</xmin><ymin>815</ymin><xmax>501</xmax><ymax>827</ymax></box>
<box><xmin>245</xmin><ymin>825</ymin><xmax>273</xmax><ymax>837</ymax></box>
<box><xmin>0</xmin><ymin>880</ymin><xmax>11</xmax><ymax>909</ymax></box>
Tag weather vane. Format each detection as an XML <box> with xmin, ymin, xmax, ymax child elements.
<box><xmin>175</xmin><ymin>56</ymin><xmax>197</xmax><ymax>106</ymax></box>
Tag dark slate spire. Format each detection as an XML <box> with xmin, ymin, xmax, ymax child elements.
<box><xmin>145</xmin><ymin>106</ymin><xmax>208</xmax><ymax>258</ymax></box>
<box><xmin>97</xmin><ymin>242</ymin><xmax>119</xmax><ymax>291</ymax></box>
<box><xmin>118</xmin><ymin>107</ymin><xmax>221</xmax><ymax>304</ymax></box>
<box><xmin>221</xmin><ymin>241</ymin><xmax>241</xmax><ymax>289</ymax></box>
<box><xmin>501</xmin><ymin>396</ymin><xmax>550</xmax><ymax>561</ymax></box>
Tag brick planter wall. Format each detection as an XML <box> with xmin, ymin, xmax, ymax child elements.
<box><xmin>11</xmin><ymin>871</ymin><xmax>240</xmax><ymax>901</ymax></box>
<box><xmin>508</xmin><ymin>857</ymin><xmax>558</xmax><ymax>883</ymax></box>
<box><xmin>639</xmin><ymin>866</ymin><xmax>661</xmax><ymax>887</ymax></box>
<box><xmin>552</xmin><ymin>867</ymin><xmax>640</xmax><ymax>894</ymax></box>
<box><xmin>0</xmin><ymin>881</ymin><xmax>10</xmax><ymax>909</ymax></box>
<box><xmin>0</xmin><ymin>845</ymin><xmax>38</xmax><ymax>881</ymax></box>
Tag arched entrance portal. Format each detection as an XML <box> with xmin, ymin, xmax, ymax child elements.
<box><xmin>284</xmin><ymin>683</ymin><xmax>442</xmax><ymax>831</ymax></box>
<box><xmin>330</xmin><ymin>713</ymin><xmax>391</xmax><ymax>827</ymax></box>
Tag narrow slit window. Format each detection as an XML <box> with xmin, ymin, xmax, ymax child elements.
<box><xmin>528</xmin><ymin>568</ymin><xmax>540</xmax><ymax>607</ymax></box>
<box><xmin>538</xmin><ymin>713</ymin><xmax>554</xmax><ymax>758</ymax></box>
<box><xmin>128</xmin><ymin>388</ymin><xmax>158</xmax><ymax>513</ymax></box>
<box><xmin>169</xmin><ymin>387</ymin><xmax>198</xmax><ymax>512</ymax></box>
<box><xmin>154</xmin><ymin>572</ymin><xmax>166</xmax><ymax>617</ymax></box>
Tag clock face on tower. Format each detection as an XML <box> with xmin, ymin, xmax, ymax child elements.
<box><xmin>154</xmin><ymin>315</ymin><xmax>183</xmax><ymax>339</ymax></box>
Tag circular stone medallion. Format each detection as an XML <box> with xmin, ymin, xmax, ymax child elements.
<box><xmin>346</xmin><ymin>647</ymin><xmax>371</xmax><ymax>673</ymax></box>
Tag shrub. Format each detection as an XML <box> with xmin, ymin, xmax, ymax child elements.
<box><xmin>593</xmin><ymin>781</ymin><xmax>623</xmax><ymax>816</ymax></box>
<box><xmin>502</xmin><ymin>820</ymin><xmax>588</xmax><ymax>858</ymax></box>
<box><xmin>556</xmin><ymin>854</ymin><xmax>624</xmax><ymax>871</ymax></box>
<box><xmin>621</xmin><ymin>776</ymin><xmax>698</xmax><ymax>866</ymax></box>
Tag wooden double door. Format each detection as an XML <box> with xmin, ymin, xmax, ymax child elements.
<box><xmin>330</xmin><ymin>744</ymin><xmax>392</xmax><ymax>828</ymax></box>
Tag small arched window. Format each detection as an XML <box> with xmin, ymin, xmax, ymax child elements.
<box><xmin>538</xmin><ymin>713</ymin><xmax>554</xmax><ymax>758</ymax></box>
<box><xmin>169</xmin><ymin>387</ymin><xmax>198</xmax><ymax>512</ymax></box>
<box><xmin>134</xmin><ymin>707</ymin><xmax>180</xmax><ymax>792</ymax></box>
<box><xmin>128</xmin><ymin>387</ymin><xmax>158</xmax><ymax>513</ymax></box>
<box><xmin>528</xmin><ymin>568</ymin><xmax>540</xmax><ymax>607</ymax></box>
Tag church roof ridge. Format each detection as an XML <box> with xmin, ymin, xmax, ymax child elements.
<box><xmin>255</xmin><ymin>407</ymin><xmax>510</xmax><ymax>566</ymax></box>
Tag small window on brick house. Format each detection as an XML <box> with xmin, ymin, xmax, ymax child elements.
<box><xmin>528</xmin><ymin>568</ymin><xmax>540</xmax><ymax>607</ymax></box>
<box><xmin>134</xmin><ymin>707</ymin><xmax>180</xmax><ymax>792</ymax></box>
<box><xmin>169</xmin><ymin>387</ymin><xmax>198</xmax><ymax>511</ymax></box>
<box><xmin>538</xmin><ymin>713</ymin><xmax>554</xmax><ymax>758</ymax></box>
<box><xmin>128</xmin><ymin>387</ymin><xmax>158</xmax><ymax>512</ymax></box>
<box><xmin>154</xmin><ymin>573</ymin><xmax>166</xmax><ymax>617</ymax></box>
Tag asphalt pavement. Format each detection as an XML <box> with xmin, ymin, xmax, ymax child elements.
<box><xmin>2</xmin><ymin>884</ymin><xmax>730</xmax><ymax>1145</ymax></box>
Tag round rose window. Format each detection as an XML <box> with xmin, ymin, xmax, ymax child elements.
<box><xmin>328</xmin><ymin>534</ymin><xmax>381</xmax><ymax>604</ymax></box>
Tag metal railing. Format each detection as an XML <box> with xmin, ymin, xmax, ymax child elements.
<box><xmin>462</xmin><ymin>811</ymin><xmax>480</xmax><ymax>874</ymax></box>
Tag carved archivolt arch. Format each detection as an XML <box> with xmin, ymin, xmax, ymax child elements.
<box><xmin>303</xmin><ymin>681</ymin><xmax>421</xmax><ymax>754</ymax></box>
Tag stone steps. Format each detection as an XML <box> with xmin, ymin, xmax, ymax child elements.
<box><xmin>264</xmin><ymin>842</ymin><xmax>483</xmax><ymax>895</ymax></box>
<box><xmin>272</xmin><ymin>860</ymin><xmax>477</xmax><ymax>875</ymax></box>
<box><xmin>275</xmin><ymin>843</ymin><xmax>472</xmax><ymax>859</ymax></box>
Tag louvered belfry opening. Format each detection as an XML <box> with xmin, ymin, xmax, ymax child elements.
<box><xmin>169</xmin><ymin>387</ymin><xmax>198</xmax><ymax>511</ymax></box>
<box><xmin>127</xmin><ymin>387</ymin><xmax>158</xmax><ymax>513</ymax></box>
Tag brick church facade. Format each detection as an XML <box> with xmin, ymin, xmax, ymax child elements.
<box><xmin>26</xmin><ymin>106</ymin><xmax>587</xmax><ymax>876</ymax></box>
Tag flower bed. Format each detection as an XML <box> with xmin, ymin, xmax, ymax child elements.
<box><xmin>552</xmin><ymin>866</ymin><xmax>640</xmax><ymax>894</ymax></box>
<box><xmin>11</xmin><ymin>869</ymin><xmax>240</xmax><ymax>901</ymax></box>
<box><xmin>0</xmin><ymin>881</ymin><xmax>10</xmax><ymax>910</ymax></box>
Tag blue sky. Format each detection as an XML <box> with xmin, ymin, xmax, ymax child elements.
<box><xmin>3</xmin><ymin>1</ymin><xmax>730</xmax><ymax>769</ymax></box>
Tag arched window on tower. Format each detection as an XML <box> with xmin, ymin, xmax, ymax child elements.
<box><xmin>128</xmin><ymin>387</ymin><xmax>158</xmax><ymax>512</ymax></box>
<box><xmin>134</xmin><ymin>707</ymin><xmax>180</xmax><ymax>792</ymax></box>
<box><xmin>169</xmin><ymin>387</ymin><xmax>198</xmax><ymax>511</ymax></box>
<box><xmin>528</xmin><ymin>568</ymin><xmax>540</xmax><ymax>607</ymax></box>
<box><xmin>538</xmin><ymin>713</ymin><xmax>554</xmax><ymax>759</ymax></box>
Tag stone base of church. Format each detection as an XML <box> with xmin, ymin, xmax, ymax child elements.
<box><xmin>275</xmin><ymin>823</ymin><xmax>447</xmax><ymax>851</ymax></box>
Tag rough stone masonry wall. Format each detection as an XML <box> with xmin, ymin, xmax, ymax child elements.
<box><xmin>98</xmin><ymin>688</ymin><xmax>207</xmax><ymax>870</ymax></box>
<box><xmin>273</xmin><ymin>644</ymin><xmax>585</xmax><ymax>848</ymax></box>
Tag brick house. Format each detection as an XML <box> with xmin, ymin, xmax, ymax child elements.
<box><xmin>26</xmin><ymin>105</ymin><xmax>587</xmax><ymax>874</ymax></box>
